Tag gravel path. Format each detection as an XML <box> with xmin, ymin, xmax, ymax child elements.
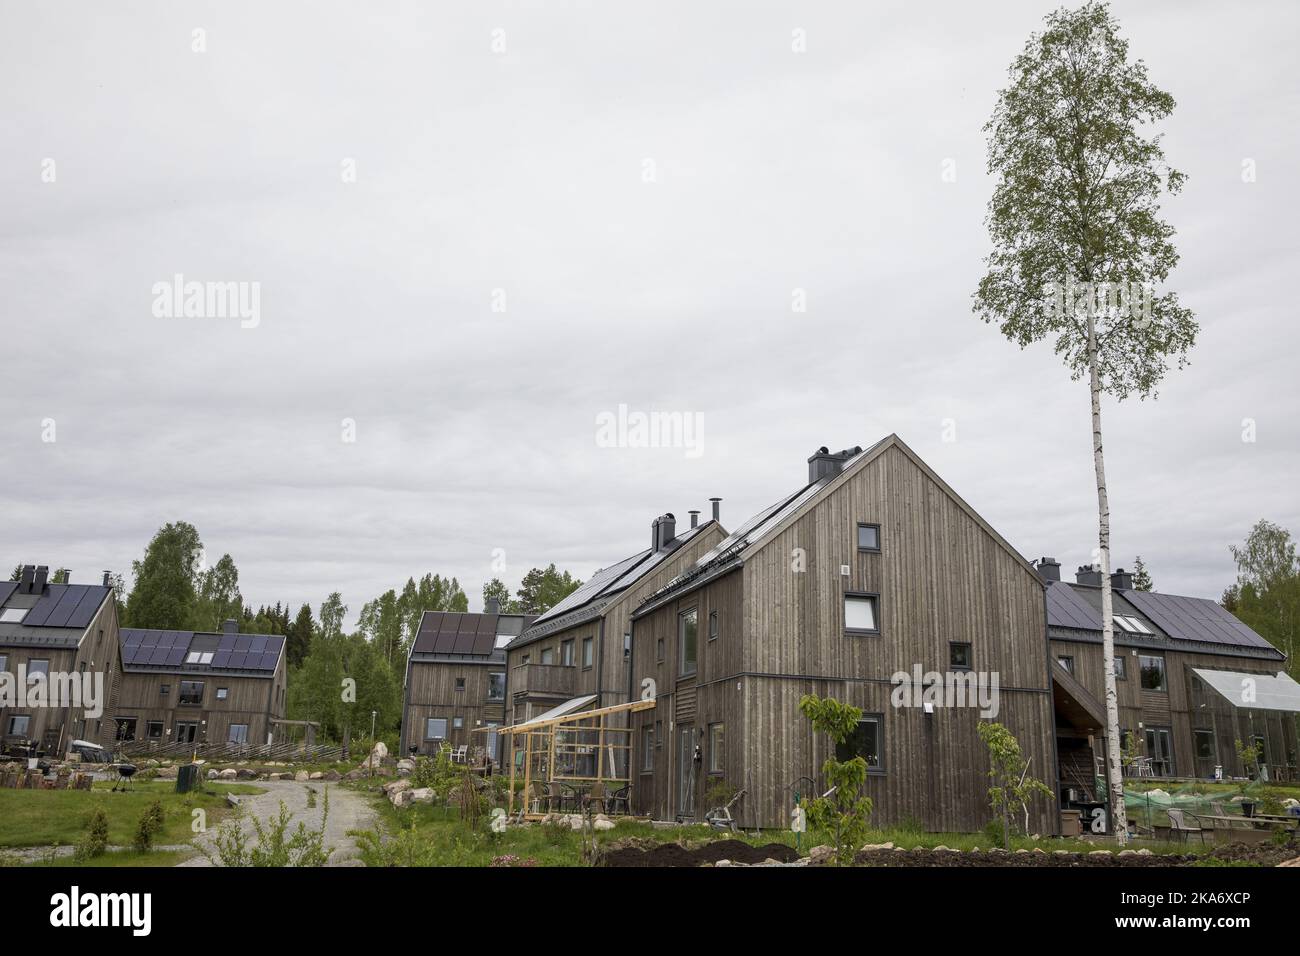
<box><xmin>179</xmin><ymin>779</ymin><xmax>377</xmax><ymax>866</ymax></box>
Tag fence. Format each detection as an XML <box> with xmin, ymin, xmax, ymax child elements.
<box><xmin>118</xmin><ymin>739</ymin><xmax>346</xmax><ymax>763</ymax></box>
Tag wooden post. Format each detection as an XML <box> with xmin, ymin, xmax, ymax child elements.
<box><xmin>507</xmin><ymin>729</ymin><xmax>517</xmax><ymax>816</ymax></box>
<box><xmin>597</xmin><ymin>713</ymin><xmax>606</xmax><ymax>783</ymax></box>
<box><xmin>523</xmin><ymin>730</ymin><xmax>533</xmax><ymax>814</ymax></box>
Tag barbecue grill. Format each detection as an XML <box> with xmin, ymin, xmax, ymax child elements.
<box><xmin>112</xmin><ymin>763</ymin><xmax>138</xmax><ymax>792</ymax></box>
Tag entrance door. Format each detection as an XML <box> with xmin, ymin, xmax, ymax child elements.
<box><xmin>175</xmin><ymin>722</ymin><xmax>199</xmax><ymax>744</ymax></box>
<box><xmin>677</xmin><ymin>724</ymin><xmax>696</xmax><ymax>819</ymax></box>
<box><xmin>1144</xmin><ymin>726</ymin><xmax>1174</xmax><ymax>776</ymax></box>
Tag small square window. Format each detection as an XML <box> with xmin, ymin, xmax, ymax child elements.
<box><xmin>844</xmin><ymin>594</ymin><xmax>879</xmax><ymax>634</ymax></box>
<box><xmin>160</xmin><ymin>684</ymin><xmax>170</xmax><ymax>696</ymax></box>
<box><xmin>1057</xmin><ymin>656</ymin><xmax>1074</xmax><ymax>675</ymax></box>
<box><xmin>0</xmin><ymin>607</ymin><xmax>28</xmax><ymax>624</ymax></box>
<box><xmin>857</xmin><ymin>523</ymin><xmax>881</xmax><ymax>552</ymax></box>
<box><xmin>949</xmin><ymin>642</ymin><xmax>972</xmax><ymax>670</ymax></box>
<box><xmin>216</xmin><ymin>687</ymin><xmax>228</xmax><ymax>700</ymax></box>
<box><xmin>453</xmin><ymin>716</ymin><xmax>464</xmax><ymax>730</ymax></box>
<box><xmin>455</xmin><ymin>677</ymin><xmax>466</xmax><ymax>691</ymax></box>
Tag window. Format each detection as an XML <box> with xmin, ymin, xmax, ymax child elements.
<box><xmin>216</xmin><ymin>687</ymin><xmax>229</xmax><ymax>700</ymax></box>
<box><xmin>1056</xmin><ymin>656</ymin><xmax>1074</xmax><ymax>675</ymax></box>
<box><xmin>455</xmin><ymin>677</ymin><xmax>466</xmax><ymax>692</ymax></box>
<box><xmin>228</xmin><ymin>724</ymin><xmax>249</xmax><ymax>744</ymax></box>
<box><xmin>488</xmin><ymin>672</ymin><xmax>505</xmax><ymax>701</ymax></box>
<box><xmin>1138</xmin><ymin>655</ymin><xmax>1166</xmax><ymax>692</ymax></box>
<box><xmin>116</xmin><ymin>718</ymin><xmax>138</xmax><ymax>741</ymax></box>
<box><xmin>857</xmin><ymin>523</ymin><xmax>881</xmax><ymax>552</ymax></box>
<box><xmin>844</xmin><ymin>594</ymin><xmax>879</xmax><ymax>634</ymax></box>
<box><xmin>521</xmin><ymin>653</ymin><xmax>530</xmax><ymax>665</ymax></box>
<box><xmin>541</xmin><ymin>647</ymin><xmax>555</xmax><ymax>665</ymax></box>
<box><xmin>1194</xmin><ymin>729</ymin><xmax>1216</xmax><ymax>762</ymax></box>
<box><xmin>656</xmin><ymin>638</ymin><xmax>664</xmax><ymax>662</ymax></box>
<box><xmin>641</xmin><ymin>725</ymin><xmax>655</xmax><ymax>771</ymax></box>
<box><xmin>678</xmin><ymin>609</ymin><xmax>698</xmax><ymax>676</ymax></box>
<box><xmin>0</xmin><ymin>654</ymin><xmax>7</xmax><ymax>673</ymax></box>
<box><xmin>453</xmin><ymin>716</ymin><xmax>464</xmax><ymax>730</ymax></box>
<box><xmin>949</xmin><ymin>642</ymin><xmax>972</xmax><ymax>670</ymax></box>
<box><xmin>147</xmin><ymin>721</ymin><xmax>164</xmax><ymax>740</ymax></box>
<box><xmin>654</xmin><ymin>720</ymin><xmax>663</xmax><ymax>749</ymax></box>
<box><xmin>425</xmin><ymin>718</ymin><xmax>448</xmax><ymax>740</ymax></box>
<box><xmin>561</xmin><ymin>640</ymin><xmax>575</xmax><ymax>666</ymax></box>
<box><xmin>581</xmin><ymin>636</ymin><xmax>594</xmax><ymax>669</ymax></box>
<box><xmin>623</xmin><ymin>632</ymin><xmax>631</xmax><ymax>660</ymax></box>
<box><xmin>160</xmin><ymin>684</ymin><xmax>170</xmax><ymax>696</ymax></box>
<box><xmin>0</xmin><ymin>607</ymin><xmax>28</xmax><ymax>623</ymax></box>
<box><xmin>185</xmin><ymin>650</ymin><xmax>214</xmax><ymax>664</ymax></box>
<box><xmin>7</xmin><ymin>715</ymin><xmax>31</xmax><ymax>736</ymax></box>
<box><xmin>1252</xmin><ymin>735</ymin><xmax>1267</xmax><ymax>763</ymax></box>
<box><xmin>836</xmin><ymin>715</ymin><xmax>883</xmax><ymax>771</ymax></box>
<box><xmin>708</xmin><ymin>610</ymin><xmax>719</xmax><ymax>641</ymax></box>
<box><xmin>1114</xmin><ymin>656</ymin><xmax>1127</xmax><ymax>679</ymax></box>
<box><xmin>178</xmin><ymin>680</ymin><xmax>204</xmax><ymax>705</ymax></box>
<box><xmin>708</xmin><ymin>722</ymin><xmax>725</xmax><ymax>773</ymax></box>
<box><xmin>1115</xmin><ymin>615</ymin><xmax>1152</xmax><ymax>635</ymax></box>
<box><xmin>28</xmin><ymin>659</ymin><xmax>49</xmax><ymax>678</ymax></box>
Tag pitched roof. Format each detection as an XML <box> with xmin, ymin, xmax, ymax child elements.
<box><xmin>121</xmin><ymin>628</ymin><xmax>285</xmax><ymax>676</ymax></box>
<box><xmin>410</xmin><ymin>610</ymin><xmax>534</xmax><ymax>658</ymax></box>
<box><xmin>1046</xmin><ymin>580</ymin><xmax>1283</xmax><ymax>660</ymax></box>
<box><xmin>512</xmin><ymin>519</ymin><xmax>721</xmax><ymax>645</ymax></box>
<box><xmin>0</xmin><ymin>580</ymin><xmax>114</xmax><ymax>648</ymax></box>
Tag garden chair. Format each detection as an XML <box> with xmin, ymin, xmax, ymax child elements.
<box><xmin>548</xmin><ymin>781</ymin><xmax>572</xmax><ymax>813</ymax></box>
<box><xmin>1167</xmin><ymin>808</ymin><xmax>1205</xmax><ymax>845</ymax></box>
<box><xmin>608</xmin><ymin>784</ymin><xmax>631</xmax><ymax>815</ymax></box>
<box><xmin>530</xmin><ymin>780</ymin><xmax>549</xmax><ymax>814</ymax></box>
<box><xmin>583</xmin><ymin>780</ymin><xmax>607</xmax><ymax>814</ymax></box>
<box><xmin>448</xmin><ymin>745</ymin><xmax>468</xmax><ymax>764</ymax></box>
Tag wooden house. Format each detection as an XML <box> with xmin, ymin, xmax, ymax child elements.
<box><xmin>116</xmin><ymin>620</ymin><xmax>287</xmax><ymax>751</ymax></box>
<box><xmin>1043</xmin><ymin>561</ymin><xmax>1298</xmax><ymax>810</ymax></box>
<box><xmin>0</xmin><ymin>566</ymin><xmax>123</xmax><ymax>755</ymax></box>
<box><xmin>502</xmin><ymin>510</ymin><xmax>727</xmax><ymax>778</ymax></box>
<box><xmin>399</xmin><ymin>606</ymin><xmax>533</xmax><ymax>763</ymax></box>
<box><xmin>628</xmin><ymin>436</ymin><xmax>1059</xmax><ymax>833</ymax></box>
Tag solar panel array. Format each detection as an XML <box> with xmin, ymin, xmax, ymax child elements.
<box><xmin>533</xmin><ymin>550</ymin><xmax>650</xmax><ymax>624</ymax></box>
<box><xmin>0</xmin><ymin>581</ymin><xmax>18</xmax><ymax>606</ymax></box>
<box><xmin>413</xmin><ymin>612</ymin><xmax>501</xmax><ymax>656</ymax></box>
<box><xmin>1045</xmin><ymin>581</ymin><xmax>1102</xmax><ymax>630</ymax></box>
<box><xmin>1124</xmin><ymin>590</ymin><xmax>1278</xmax><ymax>652</ymax></box>
<box><xmin>14</xmin><ymin>584</ymin><xmax>110</xmax><ymax>630</ymax></box>
<box><xmin>121</xmin><ymin>628</ymin><xmax>284</xmax><ymax>672</ymax></box>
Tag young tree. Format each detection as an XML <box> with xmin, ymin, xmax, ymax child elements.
<box><xmin>514</xmin><ymin>564</ymin><xmax>583</xmax><ymax>615</ymax></box>
<box><xmin>797</xmin><ymin>693</ymin><xmax>873</xmax><ymax>865</ymax></box>
<box><xmin>1131</xmin><ymin>555</ymin><xmax>1154</xmax><ymax>592</ymax></box>
<box><xmin>973</xmin><ymin>2</ymin><xmax>1197</xmax><ymax>844</ymax></box>
<box><xmin>978</xmin><ymin>722</ymin><xmax>1053</xmax><ymax>848</ymax></box>
<box><xmin>126</xmin><ymin>522</ymin><xmax>205</xmax><ymax>629</ymax></box>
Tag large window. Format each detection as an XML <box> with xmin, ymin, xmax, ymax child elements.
<box><xmin>425</xmin><ymin>718</ymin><xmax>448</xmax><ymax>740</ymax></box>
<box><xmin>844</xmin><ymin>594</ymin><xmax>880</xmax><ymax>634</ymax></box>
<box><xmin>178</xmin><ymin>680</ymin><xmax>204</xmax><ymax>705</ymax></box>
<box><xmin>836</xmin><ymin>715</ymin><xmax>883</xmax><ymax>771</ymax></box>
<box><xmin>541</xmin><ymin>647</ymin><xmax>555</xmax><ymax>665</ymax></box>
<box><xmin>641</xmin><ymin>725</ymin><xmax>655</xmax><ymax>772</ymax></box>
<box><xmin>581</xmin><ymin>637</ymin><xmax>594</xmax><ymax>669</ymax></box>
<box><xmin>1193</xmin><ymin>729</ymin><xmax>1216</xmax><ymax>762</ymax></box>
<box><xmin>561</xmin><ymin>639</ymin><xmax>575</xmax><ymax>666</ymax></box>
<box><xmin>857</xmin><ymin>523</ymin><xmax>881</xmax><ymax>552</ymax></box>
<box><xmin>7</xmin><ymin>715</ymin><xmax>31</xmax><ymax>736</ymax></box>
<box><xmin>487</xmin><ymin>672</ymin><xmax>506</xmax><ymax>701</ymax></box>
<box><xmin>228</xmin><ymin>724</ymin><xmax>249</xmax><ymax>744</ymax></box>
<box><xmin>708</xmin><ymin>722</ymin><xmax>725</xmax><ymax>773</ymax></box>
<box><xmin>679</xmin><ymin>609</ymin><xmax>698</xmax><ymax>676</ymax></box>
<box><xmin>116</xmin><ymin>718</ymin><xmax>138</xmax><ymax>741</ymax></box>
<box><xmin>1139</xmin><ymin>655</ymin><xmax>1166</xmax><ymax>692</ymax></box>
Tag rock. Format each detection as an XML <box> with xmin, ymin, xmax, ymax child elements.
<box><xmin>390</xmin><ymin>789</ymin><xmax>413</xmax><ymax>808</ymax></box>
<box><xmin>1136</xmin><ymin>848</ymin><xmax>1152</xmax><ymax>856</ymax></box>
<box><xmin>368</xmin><ymin>741</ymin><xmax>389</xmax><ymax>765</ymax></box>
<box><xmin>343</xmin><ymin>769</ymin><xmax>365</xmax><ymax>780</ymax></box>
<box><xmin>715</xmin><ymin>859</ymin><xmax>735</xmax><ymax>867</ymax></box>
<box><xmin>206</xmin><ymin>769</ymin><xmax>219</xmax><ymax>780</ymax></box>
<box><xmin>236</xmin><ymin>768</ymin><xmax>259</xmax><ymax>780</ymax></box>
<box><xmin>1052</xmin><ymin>850</ymin><xmax>1072</xmax><ymax>856</ymax></box>
<box><xmin>382</xmin><ymin>779</ymin><xmax>411</xmax><ymax>795</ymax></box>
<box><xmin>1088</xmin><ymin>850</ymin><xmax>1112</xmax><ymax>858</ymax></box>
<box><xmin>932</xmin><ymin>845</ymin><xmax>955</xmax><ymax>853</ymax></box>
<box><xmin>593</xmin><ymin>818</ymin><xmax>615</xmax><ymax>832</ymax></box>
<box><xmin>1033</xmin><ymin>848</ymin><xmax>1046</xmax><ymax>854</ymax></box>
<box><xmin>1014</xmin><ymin>849</ymin><xmax>1029</xmax><ymax>855</ymax></box>
<box><xmin>322</xmin><ymin>770</ymin><xmax>341</xmax><ymax>781</ymax></box>
<box><xmin>410</xmin><ymin>788</ymin><xmax>435</xmax><ymax>803</ymax></box>
<box><xmin>294</xmin><ymin>771</ymin><xmax>310</xmax><ymax>782</ymax></box>
<box><xmin>1118</xmin><ymin>849</ymin><xmax>1138</xmax><ymax>857</ymax></box>
<box><xmin>569</xmin><ymin>815</ymin><xmax>585</xmax><ymax>831</ymax></box>
<box><xmin>218</xmin><ymin>768</ymin><xmax>238</xmax><ymax>780</ymax></box>
<box><xmin>988</xmin><ymin>847</ymin><xmax>1006</xmax><ymax>854</ymax></box>
<box><xmin>861</xmin><ymin>841</ymin><xmax>895</xmax><ymax>852</ymax></box>
<box><xmin>310</xmin><ymin>771</ymin><xmax>324</xmax><ymax>780</ymax></box>
<box><xmin>396</xmin><ymin>759</ymin><xmax>415</xmax><ymax>773</ymax></box>
<box><xmin>808</xmin><ymin>844</ymin><xmax>835</xmax><ymax>865</ymax></box>
<box><xmin>1277</xmin><ymin>856</ymin><xmax>1300</xmax><ymax>867</ymax></box>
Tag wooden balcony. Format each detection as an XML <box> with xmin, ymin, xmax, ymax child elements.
<box><xmin>511</xmin><ymin>662</ymin><xmax>575</xmax><ymax>699</ymax></box>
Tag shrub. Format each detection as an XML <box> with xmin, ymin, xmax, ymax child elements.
<box><xmin>133</xmin><ymin>799</ymin><xmax>166</xmax><ymax>853</ymax></box>
<box><xmin>203</xmin><ymin>791</ymin><xmax>333</xmax><ymax>867</ymax></box>
<box><xmin>75</xmin><ymin>807</ymin><xmax>109</xmax><ymax>861</ymax></box>
<box><xmin>798</xmin><ymin>693</ymin><xmax>873</xmax><ymax>865</ymax></box>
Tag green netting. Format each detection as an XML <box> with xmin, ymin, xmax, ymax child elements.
<box><xmin>1116</xmin><ymin>779</ymin><xmax>1298</xmax><ymax>830</ymax></box>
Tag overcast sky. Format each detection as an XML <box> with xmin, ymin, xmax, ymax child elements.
<box><xmin>2</xmin><ymin>1</ymin><xmax>1296</xmax><ymax>627</ymax></box>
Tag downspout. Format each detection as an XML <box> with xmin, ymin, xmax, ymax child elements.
<box><xmin>597</xmin><ymin>617</ymin><xmax>606</xmax><ymax>707</ymax></box>
<box><xmin>1043</xmin><ymin>585</ymin><xmax>1062</xmax><ymax>837</ymax></box>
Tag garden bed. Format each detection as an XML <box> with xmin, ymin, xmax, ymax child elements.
<box><xmin>600</xmin><ymin>839</ymin><xmax>801</xmax><ymax>867</ymax></box>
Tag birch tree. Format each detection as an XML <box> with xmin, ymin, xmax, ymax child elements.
<box><xmin>973</xmin><ymin>2</ymin><xmax>1197</xmax><ymax>843</ymax></box>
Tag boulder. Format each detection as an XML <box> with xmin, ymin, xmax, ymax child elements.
<box><xmin>383</xmin><ymin>779</ymin><xmax>412</xmax><ymax>795</ymax></box>
<box><xmin>218</xmin><ymin>768</ymin><xmax>238</xmax><ymax>780</ymax></box>
<box><xmin>236</xmin><ymin>768</ymin><xmax>259</xmax><ymax>780</ymax></box>
<box><xmin>390</xmin><ymin>789</ymin><xmax>413</xmax><ymax>808</ymax></box>
<box><xmin>410</xmin><ymin>788</ymin><xmax>435</xmax><ymax>803</ymax></box>
<box><xmin>206</xmin><ymin>769</ymin><xmax>220</xmax><ymax>780</ymax></box>
<box><xmin>321</xmin><ymin>769</ymin><xmax>341</xmax><ymax>782</ymax></box>
<box><xmin>293</xmin><ymin>770</ymin><xmax>310</xmax><ymax>782</ymax></box>
<box><xmin>344</xmin><ymin>769</ymin><xmax>365</xmax><ymax>781</ymax></box>
<box><xmin>807</xmin><ymin>844</ymin><xmax>835</xmax><ymax>865</ymax></box>
<box><xmin>593</xmin><ymin>818</ymin><xmax>615</xmax><ymax>832</ymax></box>
<box><xmin>1088</xmin><ymin>850</ymin><xmax>1112</xmax><ymax>858</ymax></box>
<box><xmin>309</xmin><ymin>771</ymin><xmax>325</xmax><ymax>780</ymax></box>
<box><xmin>368</xmin><ymin>741</ymin><xmax>389</xmax><ymax>765</ymax></box>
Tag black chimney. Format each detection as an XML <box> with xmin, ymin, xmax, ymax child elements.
<box><xmin>102</xmin><ymin>571</ymin><xmax>112</xmax><ymax>587</ymax></box>
<box><xmin>1111</xmin><ymin>569</ymin><xmax>1134</xmax><ymax>591</ymax></box>
<box><xmin>33</xmin><ymin>565</ymin><xmax>49</xmax><ymax>592</ymax></box>
<box><xmin>1036</xmin><ymin>557</ymin><xmax>1061</xmax><ymax>582</ymax></box>
<box><xmin>222</xmin><ymin>618</ymin><xmax>238</xmax><ymax>635</ymax></box>
<box><xmin>807</xmin><ymin>446</ymin><xmax>862</xmax><ymax>484</ymax></box>
<box><xmin>19</xmin><ymin>564</ymin><xmax>35</xmax><ymax>594</ymax></box>
<box><xmin>486</xmin><ymin>597</ymin><xmax>501</xmax><ymax>615</ymax></box>
<box><xmin>651</xmin><ymin>515</ymin><xmax>662</xmax><ymax>552</ymax></box>
<box><xmin>689</xmin><ymin>510</ymin><xmax>700</xmax><ymax>529</ymax></box>
<box><xmin>1076</xmin><ymin>566</ymin><xmax>1103</xmax><ymax>587</ymax></box>
<box><xmin>710</xmin><ymin>497</ymin><xmax>721</xmax><ymax>522</ymax></box>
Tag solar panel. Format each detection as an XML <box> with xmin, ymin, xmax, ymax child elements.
<box><xmin>1124</xmin><ymin>590</ymin><xmax>1277</xmax><ymax>651</ymax></box>
<box><xmin>0</xmin><ymin>581</ymin><xmax>17</xmax><ymax>606</ymax></box>
<box><xmin>43</xmin><ymin>586</ymin><xmax>87</xmax><ymax>627</ymax></box>
<box><xmin>1045</xmin><ymin>582</ymin><xmax>1101</xmax><ymax>630</ymax></box>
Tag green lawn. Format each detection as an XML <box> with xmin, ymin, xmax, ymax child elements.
<box><xmin>16</xmin><ymin>848</ymin><xmax>195</xmax><ymax>868</ymax></box>
<box><xmin>0</xmin><ymin>780</ymin><xmax>261</xmax><ymax>849</ymax></box>
<box><xmin>354</xmin><ymin>798</ymin><xmax>1205</xmax><ymax>866</ymax></box>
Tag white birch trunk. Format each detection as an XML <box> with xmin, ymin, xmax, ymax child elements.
<box><xmin>1089</xmin><ymin>312</ymin><xmax>1128</xmax><ymax>844</ymax></box>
